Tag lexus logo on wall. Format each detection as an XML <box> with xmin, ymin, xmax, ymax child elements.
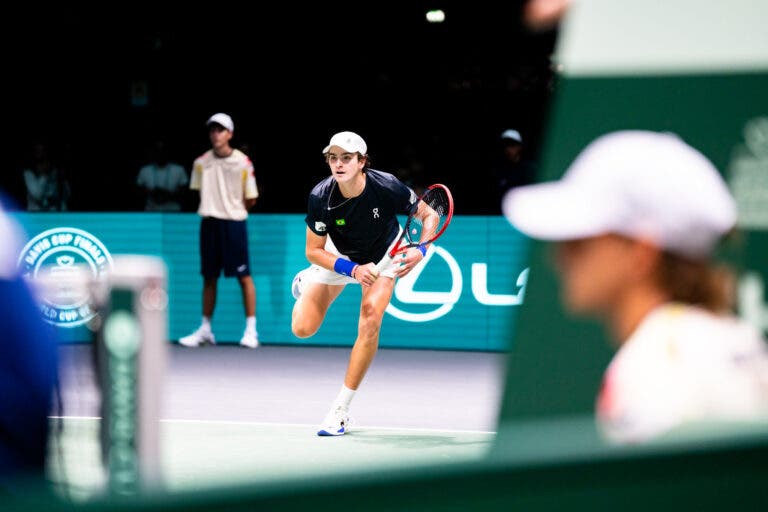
<box><xmin>386</xmin><ymin>246</ymin><xmax>529</xmax><ymax>322</ymax></box>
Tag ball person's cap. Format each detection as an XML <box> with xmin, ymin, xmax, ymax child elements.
<box><xmin>206</xmin><ymin>113</ymin><xmax>234</xmax><ymax>132</ymax></box>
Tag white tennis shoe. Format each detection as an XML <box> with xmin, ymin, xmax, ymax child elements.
<box><xmin>179</xmin><ymin>326</ymin><xmax>215</xmax><ymax>347</ymax></box>
<box><xmin>317</xmin><ymin>406</ymin><xmax>352</xmax><ymax>436</ymax></box>
<box><xmin>239</xmin><ymin>329</ymin><xmax>259</xmax><ymax>349</ymax></box>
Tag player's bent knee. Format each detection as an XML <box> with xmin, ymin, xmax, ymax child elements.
<box><xmin>292</xmin><ymin>319</ymin><xmax>318</xmax><ymax>339</ymax></box>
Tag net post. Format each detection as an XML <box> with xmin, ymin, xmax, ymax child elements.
<box><xmin>93</xmin><ymin>255</ymin><xmax>168</xmax><ymax>496</ymax></box>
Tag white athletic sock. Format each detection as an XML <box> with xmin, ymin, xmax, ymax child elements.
<box><xmin>245</xmin><ymin>316</ymin><xmax>257</xmax><ymax>332</ymax></box>
<box><xmin>201</xmin><ymin>316</ymin><xmax>212</xmax><ymax>332</ymax></box>
<box><xmin>333</xmin><ymin>385</ymin><xmax>356</xmax><ymax>410</ymax></box>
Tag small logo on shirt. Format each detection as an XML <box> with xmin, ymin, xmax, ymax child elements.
<box><xmin>372</xmin><ymin>208</ymin><xmax>380</xmax><ymax>219</ymax></box>
<box><xmin>335</xmin><ymin>219</ymin><xmax>346</xmax><ymax>226</ymax></box>
<box><xmin>315</xmin><ymin>221</ymin><xmax>327</xmax><ymax>232</ymax></box>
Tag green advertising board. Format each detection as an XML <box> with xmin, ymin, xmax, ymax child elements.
<box><xmin>12</xmin><ymin>213</ymin><xmax>529</xmax><ymax>351</ymax></box>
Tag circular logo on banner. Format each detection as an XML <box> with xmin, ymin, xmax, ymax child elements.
<box><xmin>17</xmin><ymin>227</ymin><xmax>113</xmax><ymax>328</ymax></box>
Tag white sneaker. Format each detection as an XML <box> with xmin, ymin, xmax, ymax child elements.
<box><xmin>317</xmin><ymin>406</ymin><xmax>352</xmax><ymax>436</ymax></box>
<box><xmin>179</xmin><ymin>327</ymin><xmax>215</xmax><ymax>347</ymax></box>
<box><xmin>292</xmin><ymin>269</ymin><xmax>309</xmax><ymax>300</ymax></box>
<box><xmin>239</xmin><ymin>329</ymin><xmax>259</xmax><ymax>348</ymax></box>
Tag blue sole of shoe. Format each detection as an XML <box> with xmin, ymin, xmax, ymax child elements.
<box><xmin>317</xmin><ymin>428</ymin><xmax>345</xmax><ymax>436</ymax></box>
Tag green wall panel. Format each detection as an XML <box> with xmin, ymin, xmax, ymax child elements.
<box><xmin>12</xmin><ymin>213</ymin><xmax>529</xmax><ymax>351</ymax></box>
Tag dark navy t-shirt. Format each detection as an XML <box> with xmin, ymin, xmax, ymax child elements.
<box><xmin>305</xmin><ymin>169</ymin><xmax>418</xmax><ymax>264</ymax></box>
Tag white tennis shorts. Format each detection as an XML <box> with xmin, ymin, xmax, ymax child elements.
<box><xmin>300</xmin><ymin>231</ymin><xmax>403</xmax><ymax>287</ymax></box>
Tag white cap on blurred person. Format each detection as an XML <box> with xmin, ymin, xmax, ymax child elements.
<box><xmin>502</xmin><ymin>130</ymin><xmax>737</xmax><ymax>259</ymax></box>
<box><xmin>501</xmin><ymin>129</ymin><xmax>523</xmax><ymax>144</ymax></box>
<box><xmin>322</xmin><ymin>131</ymin><xmax>367</xmax><ymax>154</ymax></box>
<box><xmin>206</xmin><ymin>113</ymin><xmax>234</xmax><ymax>132</ymax></box>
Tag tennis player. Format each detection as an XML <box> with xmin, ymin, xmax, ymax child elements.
<box><xmin>292</xmin><ymin>131</ymin><xmax>434</xmax><ymax>436</ymax></box>
<box><xmin>503</xmin><ymin>130</ymin><xmax>768</xmax><ymax>443</ymax></box>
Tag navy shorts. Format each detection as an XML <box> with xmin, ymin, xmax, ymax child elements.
<box><xmin>199</xmin><ymin>217</ymin><xmax>251</xmax><ymax>278</ymax></box>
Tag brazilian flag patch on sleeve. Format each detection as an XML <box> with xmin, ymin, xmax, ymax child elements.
<box><xmin>335</xmin><ymin>219</ymin><xmax>346</xmax><ymax>226</ymax></box>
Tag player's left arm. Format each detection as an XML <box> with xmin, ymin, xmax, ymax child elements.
<box><xmin>393</xmin><ymin>201</ymin><xmax>436</xmax><ymax>278</ymax></box>
<box><xmin>243</xmin><ymin>165</ymin><xmax>259</xmax><ymax>211</ymax></box>
<box><xmin>414</xmin><ymin>200</ymin><xmax>440</xmax><ymax>243</ymax></box>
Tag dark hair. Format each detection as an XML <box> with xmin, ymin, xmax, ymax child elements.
<box><xmin>656</xmin><ymin>252</ymin><xmax>734</xmax><ymax>313</ymax></box>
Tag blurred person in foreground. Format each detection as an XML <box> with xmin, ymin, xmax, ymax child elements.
<box><xmin>503</xmin><ymin>130</ymin><xmax>768</xmax><ymax>444</ymax></box>
<box><xmin>0</xmin><ymin>196</ymin><xmax>59</xmax><ymax>483</ymax></box>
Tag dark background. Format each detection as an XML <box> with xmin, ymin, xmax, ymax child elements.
<box><xmin>4</xmin><ymin>2</ymin><xmax>557</xmax><ymax>214</ymax></box>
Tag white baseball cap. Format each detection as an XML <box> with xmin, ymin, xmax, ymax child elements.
<box><xmin>322</xmin><ymin>131</ymin><xmax>367</xmax><ymax>154</ymax></box>
<box><xmin>206</xmin><ymin>113</ymin><xmax>234</xmax><ymax>132</ymax></box>
<box><xmin>501</xmin><ymin>129</ymin><xmax>523</xmax><ymax>144</ymax></box>
<box><xmin>502</xmin><ymin>130</ymin><xmax>737</xmax><ymax>258</ymax></box>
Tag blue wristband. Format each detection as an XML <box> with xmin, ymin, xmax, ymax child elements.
<box><xmin>334</xmin><ymin>258</ymin><xmax>358</xmax><ymax>277</ymax></box>
<box><xmin>417</xmin><ymin>244</ymin><xmax>427</xmax><ymax>257</ymax></box>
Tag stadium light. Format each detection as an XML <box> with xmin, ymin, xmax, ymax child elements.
<box><xmin>426</xmin><ymin>9</ymin><xmax>445</xmax><ymax>23</ymax></box>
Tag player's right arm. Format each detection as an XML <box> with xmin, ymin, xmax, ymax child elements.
<box><xmin>305</xmin><ymin>227</ymin><xmax>336</xmax><ymax>270</ymax></box>
<box><xmin>304</xmin><ymin>228</ymin><xmax>376</xmax><ymax>286</ymax></box>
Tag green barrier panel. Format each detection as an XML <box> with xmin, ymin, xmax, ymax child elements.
<box><xmin>9</xmin><ymin>422</ymin><xmax>768</xmax><ymax>510</ymax></box>
<box><xmin>498</xmin><ymin>73</ymin><xmax>768</xmax><ymax>421</ymax></box>
<box><xmin>11</xmin><ymin>213</ymin><xmax>529</xmax><ymax>351</ymax></box>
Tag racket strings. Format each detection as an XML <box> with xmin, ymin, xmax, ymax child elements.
<box><xmin>407</xmin><ymin>189</ymin><xmax>451</xmax><ymax>243</ymax></box>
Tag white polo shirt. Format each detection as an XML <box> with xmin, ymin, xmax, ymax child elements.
<box><xmin>596</xmin><ymin>303</ymin><xmax>768</xmax><ymax>444</ymax></box>
<box><xmin>190</xmin><ymin>149</ymin><xmax>258</xmax><ymax>221</ymax></box>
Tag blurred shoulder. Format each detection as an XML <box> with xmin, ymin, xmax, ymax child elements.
<box><xmin>193</xmin><ymin>149</ymin><xmax>214</xmax><ymax>167</ymax></box>
<box><xmin>635</xmin><ymin>303</ymin><xmax>766</xmax><ymax>355</ymax></box>
<box><xmin>231</xmin><ymin>149</ymin><xmax>252</xmax><ymax>167</ymax></box>
<box><xmin>0</xmin><ymin>202</ymin><xmax>26</xmax><ymax>279</ymax></box>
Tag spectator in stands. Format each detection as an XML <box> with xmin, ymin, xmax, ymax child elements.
<box><xmin>136</xmin><ymin>139</ymin><xmax>189</xmax><ymax>212</ymax></box>
<box><xmin>490</xmin><ymin>129</ymin><xmax>535</xmax><ymax>213</ymax></box>
<box><xmin>22</xmin><ymin>142</ymin><xmax>71</xmax><ymax>211</ymax></box>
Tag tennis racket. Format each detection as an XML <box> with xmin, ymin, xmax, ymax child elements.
<box><xmin>374</xmin><ymin>183</ymin><xmax>454</xmax><ymax>274</ymax></box>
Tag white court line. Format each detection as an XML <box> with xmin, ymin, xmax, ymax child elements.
<box><xmin>50</xmin><ymin>415</ymin><xmax>496</xmax><ymax>436</ymax></box>
<box><xmin>50</xmin><ymin>415</ymin><xmax>101</xmax><ymax>420</ymax></box>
